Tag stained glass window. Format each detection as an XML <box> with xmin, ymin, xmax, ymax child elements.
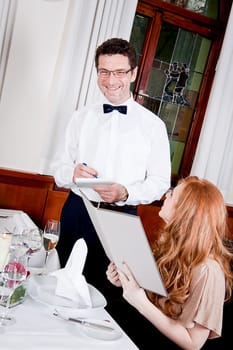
<box><xmin>130</xmin><ymin>18</ymin><xmax>212</xmax><ymax>174</ymax></box>
<box><xmin>161</xmin><ymin>0</ymin><xmax>218</xmax><ymax>19</ymax></box>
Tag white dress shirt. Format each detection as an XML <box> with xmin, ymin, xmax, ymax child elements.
<box><xmin>52</xmin><ymin>96</ymin><xmax>171</xmax><ymax>205</ymax></box>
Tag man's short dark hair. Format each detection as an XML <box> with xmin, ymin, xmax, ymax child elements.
<box><xmin>95</xmin><ymin>38</ymin><xmax>137</xmax><ymax>69</ymax></box>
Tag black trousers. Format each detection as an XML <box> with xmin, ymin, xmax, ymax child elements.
<box><xmin>56</xmin><ymin>191</ymin><xmax>136</xmax><ymax>300</ymax></box>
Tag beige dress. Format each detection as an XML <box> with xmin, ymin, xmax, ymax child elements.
<box><xmin>178</xmin><ymin>259</ymin><xmax>225</xmax><ymax>338</ymax></box>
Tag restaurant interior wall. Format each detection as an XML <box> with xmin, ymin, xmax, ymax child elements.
<box><xmin>0</xmin><ymin>0</ymin><xmax>233</xmax><ymax>206</ymax></box>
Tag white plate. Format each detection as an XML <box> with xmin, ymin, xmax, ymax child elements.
<box><xmin>74</xmin><ymin>178</ymin><xmax>113</xmax><ymax>188</ymax></box>
<box><xmin>27</xmin><ymin>275</ymin><xmax>107</xmax><ymax>309</ymax></box>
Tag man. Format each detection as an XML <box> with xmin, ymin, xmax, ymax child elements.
<box><xmin>52</xmin><ymin>37</ymin><xmax>171</xmax><ymax>299</ymax></box>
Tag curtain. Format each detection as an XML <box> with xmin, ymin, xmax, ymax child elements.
<box><xmin>191</xmin><ymin>4</ymin><xmax>233</xmax><ymax>204</ymax></box>
<box><xmin>0</xmin><ymin>0</ymin><xmax>17</xmax><ymax>101</ymax></box>
<box><xmin>39</xmin><ymin>0</ymin><xmax>138</xmax><ymax>175</ymax></box>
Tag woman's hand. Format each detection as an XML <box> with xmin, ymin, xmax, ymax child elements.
<box><xmin>118</xmin><ymin>262</ymin><xmax>148</xmax><ymax>311</ymax></box>
<box><xmin>106</xmin><ymin>262</ymin><xmax>122</xmax><ymax>287</ymax></box>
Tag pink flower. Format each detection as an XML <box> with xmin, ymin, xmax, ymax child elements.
<box><xmin>4</xmin><ymin>262</ymin><xmax>27</xmax><ymax>288</ymax></box>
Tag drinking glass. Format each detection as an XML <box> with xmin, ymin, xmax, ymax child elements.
<box><xmin>21</xmin><ymin>228</ymin><xmax>42</xmax><ymax>268</ymax></box>
<box><xmin>43</xmin><ymin>220</ymin><xmax>60</xmax><ymax>272</ymax></box>
<box><xmin>0</xmin><ymin>257</ymin><xmax>27</xmax><ymax>327</ymax></box>
<box><xmin>0</xmin><ymin>233</ymin><xmax>12</xmax><ymax>272</ymax></box>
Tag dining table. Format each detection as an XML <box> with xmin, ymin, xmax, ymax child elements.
<box><xmin>0</xmin><ymin>209</ymin><xmax>139</xmax><ymax>349</ymax></box>
<box><xmin>0</xmin><ymin>292</ymin><xmax>139</xmax><ymax>349</ymax></box>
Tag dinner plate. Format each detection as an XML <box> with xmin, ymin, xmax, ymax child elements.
<box><xmin>27</xmin><ymin>275</ymin><xmax>107</xmax><ymax>309</ymax></box>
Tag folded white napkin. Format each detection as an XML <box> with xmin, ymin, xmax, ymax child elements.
<box><xmin>50</xmin><ymin>238</ymin><xmax>92</xmax><ymax>307</ymax></box>
<box><xmin>0</xmin><ymin>210</ymin><xmax>37</xmax><ymax>234</ymax></box>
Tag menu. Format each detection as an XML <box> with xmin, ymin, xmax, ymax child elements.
<box><xmin>81</xmin><ymin>192</ymin><xmax>167</xmax><ymax>296</ymax></box>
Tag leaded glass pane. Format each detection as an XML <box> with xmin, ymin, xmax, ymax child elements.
<box><xmin>161</xmin><ymin>0</ymin><xmax>219</xmax><ymax>19</ymax></box>
<box><xmin>131</xmin><ymin>18</ymin><xmax>212</xmax><ymax>175</ymax></box>
<box><xmin>130</xmin><ymin>14</ymin><xmax>149</xmax><ymax>66</ymax></box>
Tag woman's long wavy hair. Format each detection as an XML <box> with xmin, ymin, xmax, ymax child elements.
<box><xmin>149</xmin><ymin>176</ymin><xmax>233</xmax><ymax>318</ymax></box>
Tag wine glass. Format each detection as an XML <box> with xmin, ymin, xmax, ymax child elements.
<box><xmin>43</xmin><ymin>220</ymin><xmax>60</xmax><ymax>272</ymax></box>
<box><xmin>0</xmin><ymin>257</ymin><xmax>27</xmax><ymax>327</ymax></box>
<box><xmin>21</xmin><ymin>228</ymin><xmax>42</xmax><ymax>269</ymax></box>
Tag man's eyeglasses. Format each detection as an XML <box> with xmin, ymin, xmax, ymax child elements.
<box><xmin>97</xmin><ymin>68</ymin><xmax>133</xmax><ymax>78</ymax></box>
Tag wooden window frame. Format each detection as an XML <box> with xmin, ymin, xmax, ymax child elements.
<box><xmin>132</xmin><ymin>0</ymin><xmax>232</xmax><ymax>183</ymax></box>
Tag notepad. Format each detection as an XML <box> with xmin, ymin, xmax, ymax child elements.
<box><xmin>80</xmin><ymin>191</ymin><xmax>167</xmax><ymax>297</ymax></box>
<box><xmin>75</xmin><ymin>178</ymin><xmax>113</xmax><ymax>188</ymax></box>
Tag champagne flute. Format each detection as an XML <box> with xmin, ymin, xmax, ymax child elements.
<box><xmin>43</xmin><ymin>220</ymin><xmax>60</xmax><ymax>272</ymax></box>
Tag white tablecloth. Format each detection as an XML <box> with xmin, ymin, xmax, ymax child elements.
<box><xmin>0</xmin><ymin>295</ymin><xmax>138</xmax><ymax>349</ymax></box>
<box><xmin>0</xmin><ymin>210</ymin><xmax>138</xmax><ymax>349</ymax></box>
<box><xmin>0</xmin><ymin>209</ymin><xmax>37</xmax><ymax>234</ymax></box>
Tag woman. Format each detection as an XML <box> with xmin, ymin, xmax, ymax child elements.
<box><xmin>106</xmin><ymin>176</ymin><xmax>233</xmax><ymax>350</ymax></box>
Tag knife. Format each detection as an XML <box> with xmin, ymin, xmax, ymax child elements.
<box><xmin>53</xmin><ymin>311</ymin><xmax>114</xmax><ymax>332</ymax></box>
<box><xmin>67</xmin><ymin>317</ymin><xmax>115</xmax><ymax>331</ymax></box>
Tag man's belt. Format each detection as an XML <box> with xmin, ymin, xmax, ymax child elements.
<box><xmin>90</xmin><ymin>201</ymin><xmax>137</xmax><ymax>213</ymax></box>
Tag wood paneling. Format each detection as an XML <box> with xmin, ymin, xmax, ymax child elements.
<box><xmin>0</xmin><ymin>168</ymin><xmax>232</xmax><ymax>242</ymax></box>
<box><xmin>138</xmin><ymin>203</ymin><xmax>233</xmax><ymax>243</ymax></box>
<box><xmin>42</xmin><ymin>190</ymin><xmax>69</xmax><ymax>227</ymax></box>
<box><xmin>137</xmin><ymin>204</ymin><xmax>165</xmax><ymax>244</ymax></box>
<box><xmin>0</xmin><ymin>168</ymin><xmax>67</xmax><ymax>228</ymax></box>
<box><xmin>227</xmin><ymin>205</ymin><xmax>233</xmax><ymax>241</ymax></box>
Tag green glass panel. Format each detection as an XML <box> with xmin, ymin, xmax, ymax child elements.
<box><xmin>171</xmin><ymin>29</ymin><xmax>197</xmax><ymax>64</ymax></box>
<box><xmin>192</xmin><ymin>37</ymin><xmax>211</xmax><ymax>73</ymax></box>
<box><xmin>140</xmin><ymin>95</ymin><xmax>160</xmax><ymax>115</ymax></box>
<box><xmin>204</xmin><ymin>0</ymin><xmax>219</xmax><ymax>19</ymax></box>
<box><xmin>147</xmin><ymin>60</ymin><xmax>168</xmax><ymax>98</ymax></box>
<box><xmin>159</xmin><ymin>103</ymin><xmax>193</xmax><ymax>142</ymax></box>
<box><xmin>159</xmin><ymin>102</ymin><xmax>179</xmax><ymax>139</ymax></box>
<box><xmin>170</xmin><ymin>140</ymin><xmax>185</xmax><ymax>174</ymax></box>
<box><xmin>156</xmin><ymin>24</ymin><xmax>179</xmax><ymax>62</ymax></box>
<box><xmin>130</xmin><ymin>14</ymin><xmax>149</xmax><ymax>66</ymax></box>
<box><xmin>188</xmin><ymin>72</ymin><xmax>203</xmax><ymax>92</ymax></box>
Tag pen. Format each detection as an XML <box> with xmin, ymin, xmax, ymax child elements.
<box><xmin>82</xmin><ymin>163</ymin><xmax>98</xmax><ymax>178</ymax></box>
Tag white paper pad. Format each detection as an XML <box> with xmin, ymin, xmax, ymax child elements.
<box><xmin>75</xmin><ymin>178</ymin><xmax>113</xmax><ymax>188</ymax></box>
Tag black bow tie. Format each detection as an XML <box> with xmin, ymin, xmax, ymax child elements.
<box><xmin>103</xmin><ymin>104</ymin><xmax>127</xmax><ymax>115</ymax></box>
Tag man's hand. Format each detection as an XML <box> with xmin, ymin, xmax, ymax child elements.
<box><xmin>72</xmin><ymin>163</ymin><xmax>98</xmax><ymax>182</ymax></box>
<box><xmin>93</xmin><ymin>183</ymin><xmax>128</xmax><ymax>203</ymax></box>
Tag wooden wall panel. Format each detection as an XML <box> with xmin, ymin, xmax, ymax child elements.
<box><xmin>137</xmin><ymin>204</ymin><xmax>165</xmax><ymax>244</ymax></box>
<box><xmin>0</xmin><ymin>168</ymin><xmax>55</xmax><ymax>227</ymax></box>
<box><xmin>42</xmin><ymin>190</ymin><xmax>69</xmax><ymax>227</ymax></box>
<box><xmin>227</xmin><ymin>205</ymin><xmax>233</xmax><ymax>240</ymax></box>
<box><xmin>0</xmin><ymin>168</ymin><xmax>69</xmax><ymax>229</ymax></box>
<box><xmin>0</xmin><ymin>168</ymin><xmax>232</xmax><ymax>242</ymax></box>
<box><xmin>0</xmin><ymin>183</ymin><xmax>48</xmax><ymax>226</ymax></box>
<box><xmin>138</xmin><ymin>203</ymin><xmax>233</xmax><ymax>243</ymax></box>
